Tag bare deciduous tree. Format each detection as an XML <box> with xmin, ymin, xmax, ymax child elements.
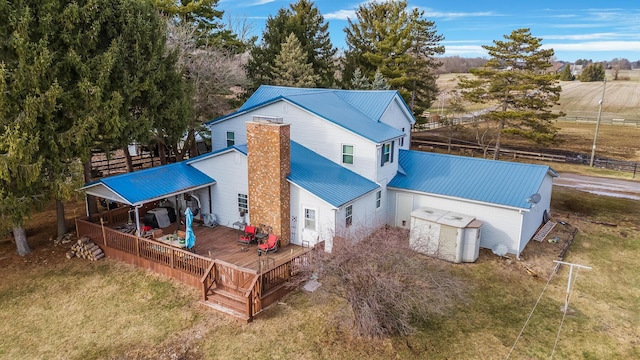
<box><xmin>297</xmin><ymin>227</ymin><xmax>468</xmax><ymax>338</ymax></box>
<box><xmin>165</xmin><ymin>21</ymin><xmax>249</xmax><ymax>160</ymax></box>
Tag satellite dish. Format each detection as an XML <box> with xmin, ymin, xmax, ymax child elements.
<box><xmin>527</xmin><ymin>193</ymin><xmax>542</xmax><ymax>204</ymax></box>
<box><xmin>492</xmin><ymin>244</ymin><xmax>509</xmax><ymax>257</ymax></box>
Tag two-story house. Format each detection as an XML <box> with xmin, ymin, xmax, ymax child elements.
<box><xmin>83</xmin><ymin>85</ymin><xmax>556</xmax><ymax>259</ymax></box>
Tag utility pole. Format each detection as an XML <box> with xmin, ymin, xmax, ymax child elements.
<box><xmin>589</xmin><ymin>79</ymin><xmax>607</xmax><ymax>167</ymax></box>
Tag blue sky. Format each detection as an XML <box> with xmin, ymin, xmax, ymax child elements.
<box><xmin>219</xmin><ymin>0</ymin><xmax>640</xmax><ymax>62</ymax></box>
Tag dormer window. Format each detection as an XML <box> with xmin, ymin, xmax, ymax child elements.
<box><xmin>381</xmin><ymin>141</ymin><xmax>394</xmax><ymax>166</ymax></box>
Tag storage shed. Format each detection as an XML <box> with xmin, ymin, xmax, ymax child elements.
<box><xmin>409</xmin><ymin>207</ymin><xmax>482</xmax><ymax>263</ymax></box>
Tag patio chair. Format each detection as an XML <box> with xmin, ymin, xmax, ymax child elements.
<box><xmin>257</xmin><ymin>234</ymin><xmax>278</xmax><ymax>255</ymax></box>
<box><xmin>238</xmin><ymin>225</ymin><xmax>257</xmax><ymax>245</ymax></box>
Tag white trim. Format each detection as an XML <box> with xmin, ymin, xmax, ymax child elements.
<box><xmin>81</xmin><ymin>182</ymin><xmax>216</xmax><ymax>207</ymax></box>
<box><xmin>387</xmin><ymin>187</ymin><xmax>531</xmax><ymax>212</ymax></box>
<box><xmin>303</xmin><ymin>206</ymin><xmax>318</xmax><ymax>231</ymax></box>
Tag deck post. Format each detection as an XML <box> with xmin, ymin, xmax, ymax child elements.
<box><xmin>100</xmin><ymin>218</ymin><xmax>107</xmax><ymax>246</ymax></box>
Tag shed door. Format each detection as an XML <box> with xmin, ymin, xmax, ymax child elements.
<box><xmin>395</xmin><ymin>194</ymin><xmax>413</xmax><ymax>228</ymax></box>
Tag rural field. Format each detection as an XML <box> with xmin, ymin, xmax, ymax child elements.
<box><xmin>433</xmin><ymin>69</ymin><xmax>640</xmax><ymax>121</ymax></box>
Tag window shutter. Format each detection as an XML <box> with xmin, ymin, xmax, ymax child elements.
<box><xmin>390</xmin><ymin>141</ymin><xmax>395</xmax><ymax>163</ymax></box>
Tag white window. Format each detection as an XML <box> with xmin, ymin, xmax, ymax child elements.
<box><xmin>342</xmin><ymin>144</ymin><xmax>354</xmax><ymax>165</ymax></box>
<box><xmin>381</xmin><ymin>143</ymin><xmax>391</xmax><ymax>165</ymax></box>
<box><xmin>304</xmin><ymin>208</ymin><xmax>316</xmax><ymax>230</ymax></box>
<box><xmin>238</xmin><ymin>193</ymin><xmax>248</xmax><ymax>214</ymax></box>
<box><xmin>376</xmin><ymin>190</ymin><xmax>382</xmax><ymax>209</ymax></box>
<box><xmin>345</xmin><ymin>205</ymin><xmax>353</xmax><ymax>227</ymax></box>
<box><xmin>226</xmin><ymin>131</ymin><xmax>235</xmax><ymax>147</ymax></box>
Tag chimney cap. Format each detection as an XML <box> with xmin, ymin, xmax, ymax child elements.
<box><xmin>253</xmin><ymin>115</ymin><xmax>283</xmax><ymax>124</ymax></box>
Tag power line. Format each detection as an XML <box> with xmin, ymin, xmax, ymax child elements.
<box><xmin>505</xmin><ymin>262</ymin><xmax>560</xmax><ymax>360</ymax></box>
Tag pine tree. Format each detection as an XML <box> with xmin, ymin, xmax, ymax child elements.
<box><xmin>559</xmin><ymin>64</ymin><xmax>575</xmax><ymax>81</ymax></box>
<box><xmin>350</xmin><ymin>68</ymin><xmax>371</xmax><ymax>89</ymax></box>
<box><xmin>343</xmin><ymin>0</ymin><xmax>444</xmax><ymax>116</ymax></box>
<box><xmin>579</xmin><ymin>63</ymin><xmax>606</xmax><ymax>82</ymax></box>
<box><xmin>457</xmin><ymin>28</ymin><xmax>563</xmax><ymax>159</ymax></box>
<box><xmin>0</xmin><ymin>0</ymin><xmax>62</xmax><ymax>254</ymax></box>
<box><xmin>271</xmin><ymin>33</ymin><xmax>320</xmax><ymax>87</ymax></box>
<box><xmin>371</xmin><ymin>70</ymin><xmax>390</xmax><ymax>90</ymax></box>
<box><xmin>247</xmin><ymin>0</ymin><xmax>336</xmax><ymax>90</ymax></box>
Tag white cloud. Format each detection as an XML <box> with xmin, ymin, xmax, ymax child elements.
<box><xmin>243</xmin><ymin>0</ymin><xmax>275</xmax><ymax>6</ymax></box>
<box><xmin>419</xmin><ymin>8</ymin><xmax>498</xmax><ymax>20</ymax></box>
<box><xmin>543</xmin><ymin>33</ymin><xmax>619</xmax><ymax>40</ymax></box>
<box><xmin>325</xmin><ymin>9</ymin><xmax>356</xmax><ymax>21</ymax></box>
<box><xmin>544</xmin><ymin>41</ymin><xmax>640</xmax><ymax>52</ymax></box>
<box><xmin>442</xmin><ymin>45</ymin><xmax>487</xmax><ymax>56</ymax></box>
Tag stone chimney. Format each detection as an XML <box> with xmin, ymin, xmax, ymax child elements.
<box><xmin>246</xmin><ymin>118</ymin><xmax>291</xmax><ymax>246</ymax></box>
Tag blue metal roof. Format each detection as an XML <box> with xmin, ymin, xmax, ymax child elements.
<box><xmin>388</xmin><ymin>150</ymin><xmax>556</xmax><ymax>209</ymax></box>
<box><xmin>83</xmin><ymin>161</ymin><xmax>215</xmax><ymax>205</ymax></box>
<box><xmin>289</xmin><ymin>141</ymin><xmax>380</xmax><ymax>208</ymax></box>
<box><xmin>208</xmin><ymin>85</ymin><xmax>410</xmax><ymax>143</ymax></box>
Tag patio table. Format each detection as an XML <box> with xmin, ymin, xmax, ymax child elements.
<box><xmin>156</xmin><ymin>234</ymin><xmax>187</xmax><ymax>248</ymax></box>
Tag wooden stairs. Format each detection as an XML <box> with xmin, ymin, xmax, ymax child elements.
<box><xmin>200</xmin><ymin>289</ymin><xmax>251</xmax><ymax>322</ymax></box>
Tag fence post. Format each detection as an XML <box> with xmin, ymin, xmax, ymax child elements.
<box><xmin>634</xmin><ymin>163</ymin><xmax>637</xmax><ymax>179</ymax></box>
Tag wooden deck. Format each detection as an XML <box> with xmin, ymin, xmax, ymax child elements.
<box><xmin>76</xmin><ymin>208</ymin><xmax>312</xmax><ymax>322</ymax></box>
<box><xmin>186</xmin><ymin>222</ymin><xmax>308</xmax><ymax>272</ymax></box>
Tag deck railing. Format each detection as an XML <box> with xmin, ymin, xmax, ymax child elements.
<box><xmin>77</xmin><ymin>213</ymin><xmax>312</xmax><ymax>321</ymax></box>
<box><xmin>76</xmin><ymin>218</ymin><xmax>212</xmax><ymax>279</ymax></box>
<box><xmin>88</xmin><ymin>206</ymin><xmax>131</xmax><ymax>224</ymax></box>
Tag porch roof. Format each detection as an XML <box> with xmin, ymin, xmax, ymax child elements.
<box><xmin>81</xmin><ymin>161</ymin><xmax>216</xmax><ymax>206</ymax></box>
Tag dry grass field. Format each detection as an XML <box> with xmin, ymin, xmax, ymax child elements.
<box><xmin>432</xmin><ymin>69</ymin><xmax>640</xmax><ymax>121</ymax></box>
<box><xmin>1</xmin><ymin>188</ymin><xmax>639</xmax><ymax>359</ymax></box>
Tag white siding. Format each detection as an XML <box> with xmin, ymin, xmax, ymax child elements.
<box><xmin>388</xmin><ymin>189</ymin><xmax>524</xmax><ymax>255</ymax></box>
<box><xmin>209</xmin><ymin>101</ymin><xmax>381</xmax><ymax>181</ymax></box>
<box><xmin>289</xmin><ymin>184</ymin><xmax>336</xmax><ymax>249</ymax></box>
<box><xmin>189</xmin><ymin>151</ymin><xmax>250</xmax><ymax>227</ymax></box>
<box><xmin>519</xmin><ymin>174</ymin><xmax>555</xmax><ymax>253</ymax></box>
<box><xmin>379</xmin><ymin>97</ymin><xmax>413</xmax><ymax>150</ymax></box>
<box><xmin>376</xmin><ymin>139</ymin><xmax>400</xmax><ymax>185</ymax></box>
<box><xmin>333</xmin><ymin>190</ymin><xmax>386</xmax><ymax>250</ymax></box>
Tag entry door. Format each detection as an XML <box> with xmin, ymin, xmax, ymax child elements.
<box><xmin>395</xmin><ymin>194</ymin><xmax>413</xmax><ymax>228</ymax></box>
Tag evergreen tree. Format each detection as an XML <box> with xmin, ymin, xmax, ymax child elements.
<box><xmin>559</xmin><ymin>64</ymin><xmax>575</xmax><ymax>81</ymax></box>
<box><xmin>350</xmin><ymin>68</ymin><xmax>371</xmax><ymax>89</ymax></box>
<box><xmin>271</xmin><ymin>33</ymin><xmax>320</xmax><ymax>87</ymax></box>
<box><xmin>1</xmin><ymin>0</ymin><xmax>189</xmax><ymax>250</ymax></box>
<box><xmin>371</xmin><ymin>70</ymin><xmax>390</xmax><ymax>90</ymax></box>
<box><xmin>457</xmin><ymin>28</ymin><xmax>563</xmax><ymax>160</ymax></box>
<box><xmin>247</xmin><ymin>0</ymin><xmax>336</xmax><ymax>90</ymax></box>
<box><xmin>579</xmin><ymin>63</ymin><xmax>606</xmax><ymax>82</ymax></box>
<box><xmin>343</xmin><ymin>0</ymin><xmax>444</xmax><ymax>116</ymax></box>
<box><xmin>0</xmin><ymin>0</ymin><xmax>62</xmax><ymax>254</ymax></box>
<box><xmin>152</xmin><ymin>0</ymin><xmax>248</xmax><ymax>52</ymax></box>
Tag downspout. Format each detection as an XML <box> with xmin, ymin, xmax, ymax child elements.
<box><xmin>208</xmin><ymin>186</ymin><xmax>212</xmax><ymax>214</ymax></box>
<box><xmin>516</xmin><ymin>209</ymin><xmax>524</xmax><ymax>260</ymax></box>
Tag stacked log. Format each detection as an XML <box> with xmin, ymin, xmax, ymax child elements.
<box><xmin>66</xmin><ymin>236</ymin><xmax>105</xmax><ymax>261</ymax></box>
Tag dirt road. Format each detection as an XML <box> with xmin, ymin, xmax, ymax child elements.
<box><xmin>554</xmin><ymin>173</ymin><xmax>640</xmax><ymax>200</ymax></box>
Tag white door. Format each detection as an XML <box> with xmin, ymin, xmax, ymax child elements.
<box><xmin>395</xmin><ymin>194</ymin><xmax>413</xmax><ymax>228</ymax></box>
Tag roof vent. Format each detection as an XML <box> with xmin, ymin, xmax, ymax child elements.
<box><xmin>253</xmin><ymin>115</ymin><xmax>283</xmax><ymax>124</ymax></box>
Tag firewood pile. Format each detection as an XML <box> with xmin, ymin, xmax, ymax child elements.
<box><xmin>66</xmin><ymin>236</ymin><xmax>105</xmax><ymax>261</ymax></box>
